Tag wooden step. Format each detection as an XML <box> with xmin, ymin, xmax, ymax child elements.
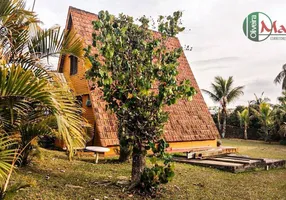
<box><xmin>210</xmin><ymin>157</ymin><xmax>261</xmax><ymax>164</ymax></box>
<box><xmin>225</xmin><ymin>154</ymin><xmax>264</xmax><ymax>161</ymax></box>
<box><xmin>186</xmin><ymin>147</ymin><xmax>237</xmax><ymax>159</ymax></box>
<box><xmin>173</xmin><ymin>157</ymin><xmax>244</xmax><ymax>172</ymax></box>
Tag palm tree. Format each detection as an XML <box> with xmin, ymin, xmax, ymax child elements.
<box><xmin>278</xmin><ymin>90</ymin><xmax>286</xmax><ymax>105</ymax></box>
<box><xmin>274</xmin><ymin>64</ymin><xmax>286</xmax><ymax>90</ymax></box>
<box><xmin>0</xmin><ymin>0</ymin><xmax>89</xmax><ymax>196</ymax></box>
<box><xmin>0</xmin><ymin>65</ymin><xmax>87</xmax><ymax>161</ymax></box>
<box><xmin>250</xmin><ymin>92</ymin><xmax>270</xmax><ymax>106</ymax></box>
<box><xmin>0</xmin><ymin>65</ymin><xmax>89</xmax><ymax>198</ymax></box>
<box><xmin>1</xmin><ymin>0</ymin><xmax>86</xmax><ymax>155</ymax></box>
<box><xmin>0</xmin><ymin>1</ymin><xmax>88</xmax><ymax>194</ymax></box>
<box><xmin>237</xmin><ymin>108</ymin><xmax>250</xmax><ymax>140</ymax></box>
<box><xmin>251</xmin><ymin>102</ymin><xmax>275</xmax><ymax>141</ymax></box>
<box><xmin>202</xmin><ymin>76</ymin><xmax>244</xmax><ymax>138</ymax></box>
<box><xmin>274</xmin><ymin>91</ymin><xmax>286</xmax><ymax>124</ymax></box>
<box><xmin>273</xmin><ymin>91</ymin><xmax>286</xmax><ymax>139</ymax></box>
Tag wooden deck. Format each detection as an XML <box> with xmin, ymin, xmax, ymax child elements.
<box><xmin>170</xmin><ymin>146</ymin><xmax>285</xmax><ymax>173</ymax></box>
<box><xmin>173</xmin><ymin>154</ymin><xmax>286</xmax><ymax>173</ymax></box>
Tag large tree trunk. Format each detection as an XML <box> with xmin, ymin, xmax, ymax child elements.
<box><xmin>221</xmin><ymin>111</ymin><xmax>227</xmax><ymax>138</ymax></box>
<box><xmin>20</xmin><ymin>145</ymin><xmax>32</xmax><ymax>166</ymax></box>
<box><xmin>130</xmin><ymin>149</ymin><xmax>146</xmax><ymax>187</ymax></box>
<box><xmin>244</xmin><ymin>125</ymin><xmax>248</xmax><ymax>140</ymax></box>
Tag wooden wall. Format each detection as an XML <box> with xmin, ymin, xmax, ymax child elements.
<box><xmin>62</xmin><ymin>57</ymin><xmax>89</xmax><ymax>95</ymax></box>
<box><xmin>102</xmin><ymin>139</ymin><xmax>217</xmax><ymax>157</ymax></box>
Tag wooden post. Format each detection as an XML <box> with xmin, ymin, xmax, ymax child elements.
<box><xmin>95</xmin><ymin>152</ymin><xmax>99</xmax><ymax>164</ymax></box>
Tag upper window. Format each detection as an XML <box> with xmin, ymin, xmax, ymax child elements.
<box><xmin>70</xmin><ymin>56</ymin><xmax>78</xmax><ymax>75</ymax></box>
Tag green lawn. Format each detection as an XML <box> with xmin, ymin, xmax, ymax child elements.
<box><xmin>9</xmin><ymin>139</ymin><xmax>286</xmax><ymax>200</ymax></box>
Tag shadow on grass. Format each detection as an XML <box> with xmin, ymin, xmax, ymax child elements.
<box><xmin>45</xmin><ymin>149</ymin><xmax>123</xmax><ymax>164</ymax></box>
<box><xmin>14</xmin><ymin>161</ymin><xmax>136</xmax><ymax>199</ymax></box>
<box><xmin>76</xmin><ymin>157</ymin><xmax>125</xmax><ymax>164</ymax></box>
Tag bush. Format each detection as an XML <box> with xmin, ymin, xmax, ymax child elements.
<box><xmin>139</xmin><ymin>139</ymin><xmax>174</xmax><ymax>195</ymax></box>
<box><xmin>140</xmin><ymin>163</ymin><xmax>175</xmax><ymax>194</ymax></box>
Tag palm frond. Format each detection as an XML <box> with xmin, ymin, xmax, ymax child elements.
<box><xmin>278</xmin><ymin>91</ymin><xmax>286</xmax><ymax>104</ymax></box>
<box><xmin>48</xmin><ymin>74</ymin><xmax>88</xmax><ymax>159</ymax></box>
<box><xmin>274</xmin><ymin>64</ymin><xmax>286</xmax><ymax>89</ymax></box>
<box><xmin>237</xmin><ymin>108</ymin><xmax>249</xmax><ymax>128</ymax></box>
<box><xmin>274</xmin><ymin>71</ymin><xmax>285</xmax><ymax>84</ymax></box>
<box><xmin>210</xmin><ymin>83</ymin><xmax>223</xmax><ymax>99</ymax></box>
<box><xmin>225</xmin><ymin>76</ymin><xmax>234</xmax><ymax>94</ymax></box>
<box><xmin>0</xmin><ymin>0</ymin><xmax>25</xmax><ymax>18</ymax></box>
<box><xmin>282</xmin><ymin>77</ymin><xmax>286</xmax><ymax>90</ymax></box>
<box><xmin>226</xmin><ymin>86</ymin><xmax>244</xmax><ymax>103</ymax></box>
<box><xmin>29</xmin><ymin>27</ymin><xmax>84</xmax><ymax>63</ymax></box>
<box><xmin>0</xmin><ymin>134</ymin><xmax>18</xmax><ymax>183</ymax></box>
<box><xmin>253</xmin><ymin>102</ymin><xmax>275</xmax><ymax>126</ymax></box>
<box><xmin>214</xmin><ymin>76</ymin><xmax>226</xmax><ymax>95</ymax></box>
<box><xmin>204</xmin><ymin>76</ymin><xmax>244</xmax><ymax>106</ymax></box>
<box><xmin>0</xmin><ymin>65</ymin><xmax>53</xmax><ymax>128</ymax></box>
<box><xmin>0</xmin><ymin>65</ymin><xmax>52</xmax><ymax>106</ymax></box>
<box><xmin>201</xmin><ymin>89</ymin><xmax>220</xmax><ymax>102</ymax></box>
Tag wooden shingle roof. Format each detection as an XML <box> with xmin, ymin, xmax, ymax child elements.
<box><xmin>64</xmin><ymin>6</ymin><xmax>219</xmax><ymax>146</ymax></box>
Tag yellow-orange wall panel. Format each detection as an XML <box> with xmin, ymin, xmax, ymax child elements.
<box><xmin>62</xmin><ymin>58</ymin><xmax>89</xmax><ymax>95</ymax></box>
<box><xmin>82</xmin><ymin>95</ymin><xmax>95</xmax><ymax>125</ymax></box>
<box><xmin>103</xmin><ymin>139</ymin><xmax>217</xmax><ymax>157</ymax></box>
<box><xmin>168</xmin><ymin>139</ymin><xmax>217</xmax><ymax>149</ymax></box>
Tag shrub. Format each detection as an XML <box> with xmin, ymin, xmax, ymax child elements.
<box><xmin>140</xmin><ymin>163</ymin><xmax>175</xmax><ymax>194</ymax></box>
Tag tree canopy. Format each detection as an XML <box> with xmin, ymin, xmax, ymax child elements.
<box><xmin>85</xmin><ymin>10</ymin><xmax>196</xmax><ymax>192</ymax></box>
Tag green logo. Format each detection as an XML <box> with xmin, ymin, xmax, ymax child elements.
<box><xmin>243</xmin><ymin>12</ymin><xmax>272</xmax><ymax>42</ymax></box>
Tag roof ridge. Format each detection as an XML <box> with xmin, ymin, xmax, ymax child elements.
<box><xmin>69</xmin><ymin>6</ymin><xmax>98</xmax><ymax>16</ymax></box>
<box><xmin>68</xmin><ymin>6</ymin><xmax>179</xmax><ymax>39</ymax></box>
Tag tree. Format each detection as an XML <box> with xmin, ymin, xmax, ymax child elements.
<box><xmin>202</xmin><ymin>76</ymin><xmax>244</xmax><ymax>138</ymax></box>
<box><xmin>274</xmin><ymin>64</ymin><xmax>286</xmax><ymax>90</ymax></box>
<box><xmin>250</xmin><ymin>92</ymin><xmax>270</xmax><ymax>107</ymax></box>
<box><xmin>0</xmin><ymin>0</ymin><xmax>87</xmax><ymax>163</ymax></box>
<box><xmin>274</xmin><ymin>91</ymin><xmax>286</xmax><ymax>140</ymax></box>
<box><xmin>248</xmin><ymin>93</ymin><xmax>270</xmax><ymax>130</ymax></box>
<box><xmin>227</xmin><ymin>105</ymin><xmax>245</xmax><ymax>127</ymax></box>
<box><xmin>0</xmin><ymin>0</ymin><xmax>88</xmax><ymax>197</ymax></box>
<box><xmin>0</xmin><ymin>65</ymin><xmax>87</xmax><ymax>160</ymax></box>
<box><xmin>279</xmin><ymin>123</ymin><xmax>286</xmax><ymax>142</ymax></box>
<box><xmin>209</xmin><ymin>106</ymin><xmax>222</xmax><ymax>131</ymax></box>
<box><xmin>237</xmin><ymin>108</ymin><xmax>250</xmax><ymax>139</ymax></box>
<box><xmin>252</xmin><ymin>102</ymin><xmax>275</xmax><ymax>141</ymax></box>
<box><xmin>85</xmin><ymin>10</ymin><xmax>195</xmax><ymax>191</ymax></box>
<box><xmin>278</xmin><ymin>90</ymin><xmax>286</xmax><ymax>105</ymax></box>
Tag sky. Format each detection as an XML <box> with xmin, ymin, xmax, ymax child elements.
<box><xmin>26</xmin><ymin>0</ymin><xmax>286</xmax><ymax>107</ymax></box>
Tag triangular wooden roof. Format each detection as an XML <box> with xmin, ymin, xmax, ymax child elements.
<box><xmin>59</xmin><ymin>6</ymin><xmax>219</xmax><ymax>146</ymax></box>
